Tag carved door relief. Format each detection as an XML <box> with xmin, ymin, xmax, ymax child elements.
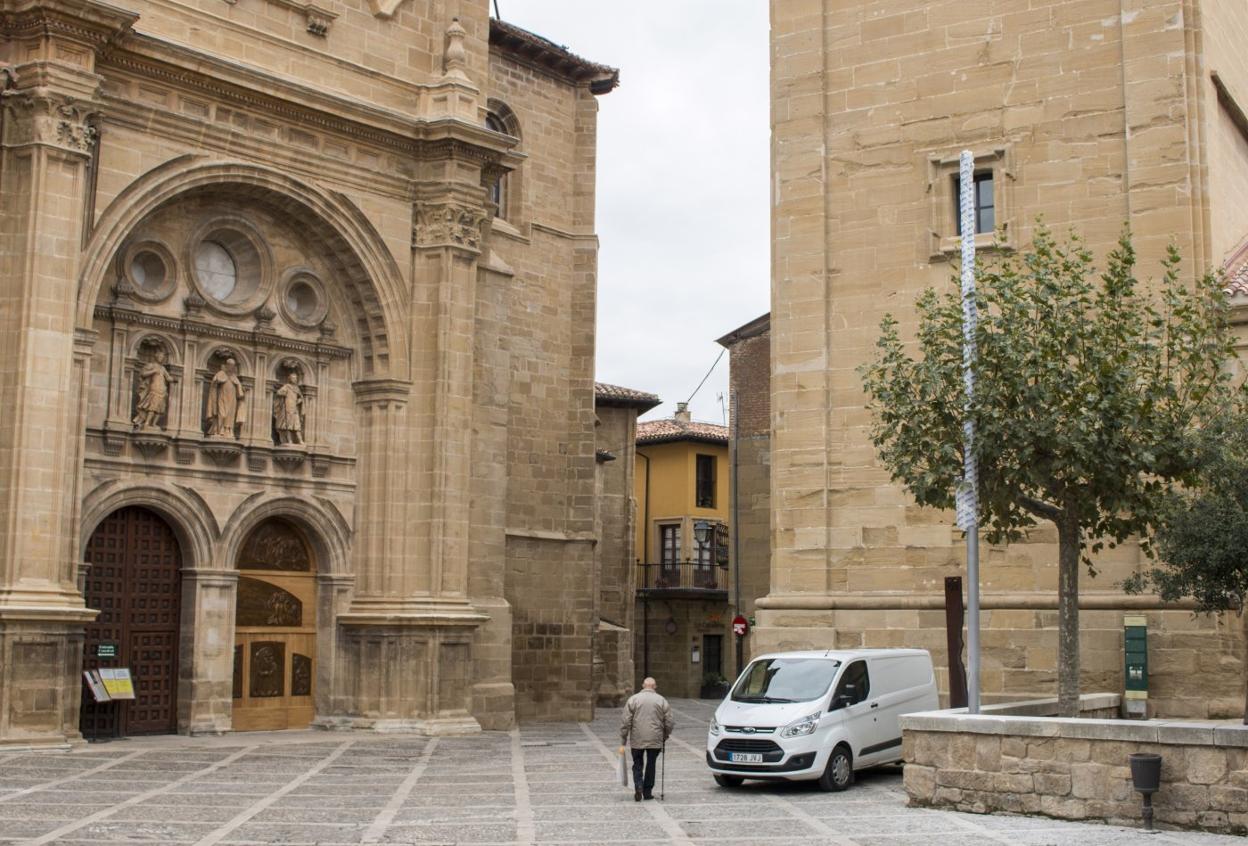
<box><xmin>231</xmin><ymin>517</ymin><xmax>316</xmax><ymax>731</ymax></box>
<box><xmin>80</xmin><ymin>506</ymin><xmax>182</xmax><ymax>738</ymax></box>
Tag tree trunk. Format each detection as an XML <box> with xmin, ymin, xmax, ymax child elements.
<box><xmin>1242</xmin><ymin>612</ymin><xmax>1247</xmax><ymax>725</ymax></box>
<box><xmin>1057</xmin><ymin>516</ymin><xmax>1081</xmax><ymax>718</ymax></box>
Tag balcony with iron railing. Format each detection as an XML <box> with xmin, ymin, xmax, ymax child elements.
<box><xmin>636</xmin><ymin>560</ymin><xmax>729</xmax><ymax>600</ymax></box>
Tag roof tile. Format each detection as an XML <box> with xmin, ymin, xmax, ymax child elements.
<box><xmin>637</xmin><ymin>418</ymin><xmax>729</xmax><ymax>446</ymax></box>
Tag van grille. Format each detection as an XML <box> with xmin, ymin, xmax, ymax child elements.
<box><xmin>714</xmin><ymin>738</ymin><xmax>783</xmax><ymax>755</ymax></box>
<box><xmin>724</xmin><ymin>725</ymin><xmax>775</xmax><ymax>734</ymax></box>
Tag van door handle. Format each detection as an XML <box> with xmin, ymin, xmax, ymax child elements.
<box><xmin>870</xmin><ymin>703</ymin><xmax>879</xmax><ymax>709</ymax></box>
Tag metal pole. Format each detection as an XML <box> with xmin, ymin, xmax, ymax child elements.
<box><xmin>730</xmin><ymin>389</ymin><xmax>743</xmax><ymax>677</ymax></box>
<box><xmin>957</xmin><ymin>150</ymin><xmax>982</xmax><ymax>714</ymax></box>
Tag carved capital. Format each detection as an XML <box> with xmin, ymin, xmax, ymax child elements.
<box><xmin>1</xmin><ymin>92</ymin><xmax>97</xmax><ymax>154</ymax></box>
<box><xmin>412</xmin><ymin>201</ymin><xmax>486</xmax><ymax>252</ymax></box>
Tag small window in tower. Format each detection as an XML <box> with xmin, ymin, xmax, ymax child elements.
<box><xmin>953</xmin><ymin>172</ymin><xmax>995</xmax><ymax>236</ymax></box>
<box><xmin>696</xmin><ymin>454</ymin><xmax>716</xmax><ymax>509</ymax></box>
<box><xmin>485</xmin><ymin>112</ymin><xmax>508</xmax><ymax>220</ymax></box>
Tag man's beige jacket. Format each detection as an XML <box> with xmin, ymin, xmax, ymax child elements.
<box><xmin>619</xmin><ymin>689</ymin><xmax>674</xmax><ymax>750</ymax></box>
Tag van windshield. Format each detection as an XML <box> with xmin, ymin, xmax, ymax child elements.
<box><xmin>731</xmin><ymin>657</ymin><xmax>841</xmax><ymax>704</ymax></box>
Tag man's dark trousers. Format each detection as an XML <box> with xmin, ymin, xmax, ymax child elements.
<box><xmin>631</xmin><ymin>748</ymin><xmax>661</xmax><ymax>797</ymax></box>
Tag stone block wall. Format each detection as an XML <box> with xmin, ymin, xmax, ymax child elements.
<box><xmin>903</xmin><ymin>711</ymin><xmax>1248</xmax><ymax>835</ymax></box>
<box><xmin>764</xmin><ymin>0</ymin><xmax>1248</xmax><ymax>718</ymax></box>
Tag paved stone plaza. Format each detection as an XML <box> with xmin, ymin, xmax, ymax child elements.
<box><xmin>0</xmin><ymin>699</ymin><xmax>1240</xmax><ymax>846</ymax></box>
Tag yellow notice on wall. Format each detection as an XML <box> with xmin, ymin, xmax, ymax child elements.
<box><xmin>99</xmin><ymin>668</ymin><xmax>135</xmax><ymax>700</ymax></box>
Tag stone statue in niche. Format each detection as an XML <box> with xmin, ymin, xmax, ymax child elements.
<box><xmin>206</xmin><ymin>357</ymin><xmax>246</xmax><ymax>438</ymax></box>
<box><xmin>273</xmin><ymin>370</ymin><xmax>304</xmax><ymax>445</ymax></box>
<box><xmin>132</xmin><ymin>346</ymin><xmax>171</xmax><ymax>430</ymax></box>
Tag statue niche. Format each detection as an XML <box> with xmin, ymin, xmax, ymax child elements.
<box><xmin>131</xmin><ymin>339</ymin><xmax>173</xmax><ymax>431</ymax></box>
<box><xmin>272</xmin><ymin>360</ymin><xmax>305</xmax><ymax>446</ymax></box>
<box><xmin>203</xmin><ymin>351</ymin><xmax>246</xmax><ymax>439</ymax></box>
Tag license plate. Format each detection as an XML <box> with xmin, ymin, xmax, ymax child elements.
<box><xmin>729</xmin><ymin>752</ymin><xmax>763</xmax><ymax>764</ymax></box>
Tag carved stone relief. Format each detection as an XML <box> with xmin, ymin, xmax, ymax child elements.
<box><xmin>237</xmin><ymin>519</ymin><xmax>312</xmax><ymax>572</ymax></box>
<box><xmin>412</xmin><ymin>202</ymin><xmax>485</xmax><ymax>251</ymax></box>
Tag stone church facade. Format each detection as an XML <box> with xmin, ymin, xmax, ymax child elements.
<box><xmin>764</xmin><ymin>0</ymin><xmax>1248</xmax><ymax>717</ymax></box>
<box><xmin>0</xmin><ymin>0</ymin><xmax>615</xmax><ymax>746</ymax></box>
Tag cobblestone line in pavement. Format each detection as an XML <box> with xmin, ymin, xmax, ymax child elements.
<box><xmin>360</xmin><ymin>737</ymin><xmax>439</xmax><ymax>843</ymax></box>
<box><xmin>191</xmin><ymin>739</ymin><xmax>353</xmax><ymax>846</ymax></box>
<box><xmin>577</xmin><ymin>721</ymin><xmax>695</xmax><ymax>846</ymax></box>
<box><xmin>509</xmin><ymin>729</ymin><xmax>536</xmax><ymax>845</ymax></box>
<box><xmin>0</xmin><ymin>749</ymin><xmax>147</xmax><ymax>805</ymax></box>
<box><xmin>23</xmin><ymin>746</ymin><xmax>259</xmax><ymax>846</ymax></box>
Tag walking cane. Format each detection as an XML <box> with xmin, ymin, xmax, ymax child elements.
<box><xmin>660</xmin><ymin>740</ymin><xmax>666</xmax><ymax>801</ymax></box>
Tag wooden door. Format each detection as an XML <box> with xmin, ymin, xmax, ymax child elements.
<box><xmin>81</xmin><ymin>507</ymin><xmax>182</xmax><ymax>738</ymax></box>
<box><xmin>231</xmin><ymin>518</ymin><xmax>316</xmax><ymax>731</ymax></box>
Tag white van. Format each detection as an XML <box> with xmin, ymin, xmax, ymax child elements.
<box><xmin>705</xmin><ymin>648</ymin><xmax>938</xmax><ymax>791</ymax></box>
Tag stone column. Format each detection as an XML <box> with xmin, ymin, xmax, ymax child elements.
<box><xmin>180</xmin><ymin>569</ymin><xmax>237</xmax><ymax>736</ymax></box>
<box><xmin>0</xmin><ymin>0</ymin><xmax>137</xmax><ymax>748</ymax></box>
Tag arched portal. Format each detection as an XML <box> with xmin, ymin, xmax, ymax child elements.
<box><xmin>231</xmin><ymin>517</ymin><xmax>317</xmax><ymax>731</ymax></box>
<box><xmin>80</xmin><ymin>506</ymin><xmax>182</xmax><ymax>737</ymax></box>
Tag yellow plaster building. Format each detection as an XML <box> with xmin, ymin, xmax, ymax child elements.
<box><xmin>632</xmin><ymin>404</ymin><xmax>733</xmax><ymax>698</ymax></box>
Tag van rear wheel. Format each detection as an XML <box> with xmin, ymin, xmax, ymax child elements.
<box><xmin>714</xmin><ymin>774</ymin><xmax>744</xmax><ymax>788</ymax></box>
<box><xmin>818</xmin><ymin>746</ymin><xmax>853</xmax><ymax>792</ymax></box>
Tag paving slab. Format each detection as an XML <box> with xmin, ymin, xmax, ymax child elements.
<box><xmin>0</xmin><ymin>700</ymin><xmax>1244</xmax><ymax>845</ymax></box>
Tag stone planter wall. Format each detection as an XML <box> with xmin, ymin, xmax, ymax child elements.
<box><xmin>901</xmin><ymin>707</ymin><xmax>1248</xmax><ymax>835</ymax></box>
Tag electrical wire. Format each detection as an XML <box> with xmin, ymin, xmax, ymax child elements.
<box><xmin>685</xmin><ymin>348</ymin><xmax>726</xmax><ymax>406</ymax></box>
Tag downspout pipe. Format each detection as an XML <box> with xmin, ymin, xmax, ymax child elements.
<box><xmin>637</xmin><ymin>449</ymin><xmax>651</xmax><ymax>679</ymax></box>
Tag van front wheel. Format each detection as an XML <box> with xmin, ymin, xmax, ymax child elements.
<box><xmin>714</xmin><ymin>774</ymin><xmax>744</xmax><ymax>788</ymax></box>
<box><xmin>818</xmin><ymin>746</ymin><xmax>853</xmax><ymax>792</ymax></box>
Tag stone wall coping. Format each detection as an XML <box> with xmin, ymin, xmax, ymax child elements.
<box><xmin>901</xmin><ymin>710</ymin><xmax>1248</xmax><ymax>747</ymax></box>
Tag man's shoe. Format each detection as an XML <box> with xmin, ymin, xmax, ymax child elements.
<box><xmin>643</xmin><ymin>793</ymin><xmax>654</xmax><ymax>800</ymax></box>
<box><xmin>634</xmin><ymin>789</ymin><xmax>642</xmax><ymax>802</ymax></box>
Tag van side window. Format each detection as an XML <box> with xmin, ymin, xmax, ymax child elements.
<box><xmin>831</xmin><ymin>660</ymin><xmax>870</xmax><ymax>708</ymax></box>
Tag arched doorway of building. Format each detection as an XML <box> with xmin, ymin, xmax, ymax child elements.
<box><xmin>80</xmin><ymin>506</ymin><xmax>183</xmax><ymax>738</ymax></box>
<box><xmin>231</xmin><ymin>517</ymin><xmax>317</xmax><ymax>731</ymax></box>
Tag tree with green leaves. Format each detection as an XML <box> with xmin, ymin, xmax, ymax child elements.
<box><xmin>861</xmin><ymin>225</ymin><xmax>1237</xmax><ymax>717</ymax></box>
<box><xmin>1124</xmin><ymin>408</ymin><xmax>1248</xmax><ymax>723</ymax></box>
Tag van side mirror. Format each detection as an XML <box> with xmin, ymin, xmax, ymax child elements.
<box><xmin>831</xmin><ymin>683</ymin><xmax>856</xmax><ymax>710</ymax></box>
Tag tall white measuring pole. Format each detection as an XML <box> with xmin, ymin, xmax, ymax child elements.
<box><xmin>956</xmin><ymin>151</ymin><xmax>982</xmax><ymax>714</ymax></box>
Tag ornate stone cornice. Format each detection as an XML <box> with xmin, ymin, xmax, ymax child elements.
<box><xmin>93</xmin><ymin>304</ymin><xmax>354</xmax><ymax>360</ymax></box>
<box><xmin>98</xmin><ymin>34</ymin><xmax>515</xmax><ymax>165</ymax></box>
<box><xmin>0</xmin><ymin>0</ymin><xmax>138</xmax><ymax>54</ymax></box>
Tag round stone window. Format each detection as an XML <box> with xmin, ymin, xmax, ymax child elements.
<box><xmin>130</xmin><ymin>251</ymin><xmax>166</xmax><ymax>292</ymax></box>
<box><xmin>278</xmin><ymin>270</ymin><xmax>328</xmax><ymax>328</ymax></box>
<box><xmin>194</xmin><ymin>241</ymin><xmax>237</xmax><ymax>300</ymax></box>
<box><xmin>188</xmin><ymin>222</ymin><xmax>270</xmax><ymax>315</ymax></box>
<box><xmin>119</xmin><ymin>241</ymin><xmax>177</xmax><ymax>303</ymax></box>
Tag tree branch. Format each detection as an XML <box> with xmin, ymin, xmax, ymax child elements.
<box><xmin>1021</xmin><ymin>495</ymin><xmax>1062</xmax><ymax>522</ymax></box>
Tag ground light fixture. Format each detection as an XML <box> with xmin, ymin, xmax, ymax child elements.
<box><xmin>1128</xmin><ymin>752</ymin><xmax>1162</xmax><ymax>833</ymax></box>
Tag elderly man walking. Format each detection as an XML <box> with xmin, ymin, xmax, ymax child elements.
<box><xmin>619</xmin><ymin>677</ymin><xmax>674</xmax><ymax>801</ymax></box>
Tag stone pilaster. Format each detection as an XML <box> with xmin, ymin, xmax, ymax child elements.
<box><xmin>180</xmin><ymin>569</ymin><xmax>237</xmax><ymax>736</ymax></box>
<box><xmin>0</xmin><ymin>0</ymin><xmax>137</xmax><ymax>747</ymax></box>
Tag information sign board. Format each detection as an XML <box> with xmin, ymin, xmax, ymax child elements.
<box><xmin>83</xmin><ymin>670</ymin><xmax>111</xmax><ymax>703</ymax></box>
<box><xmin>99</xmin><ymin>668</ymin><xmax>135</xmax><ymax>700</ymax></box>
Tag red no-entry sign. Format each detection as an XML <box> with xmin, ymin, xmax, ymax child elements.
<box><xmin>732</xmin><ymin>615</ymin><xmax>749</xmax><ymax>637</ymax></box>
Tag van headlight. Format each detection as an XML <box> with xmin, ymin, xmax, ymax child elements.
<box><xmin>709</xmin><ymin>717</ymin><xmax>721</xmax><ymax>736</ymax></box>
<box><xmin>780</xmin><ymin>712</ymin><xmax>821</xmax><ymax>738</ymax></box>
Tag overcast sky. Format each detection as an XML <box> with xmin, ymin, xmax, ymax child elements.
<box><xmin>500</xmin><ymin>2</ymin><xmax>771</xmax><ymax>425</ymax></box>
